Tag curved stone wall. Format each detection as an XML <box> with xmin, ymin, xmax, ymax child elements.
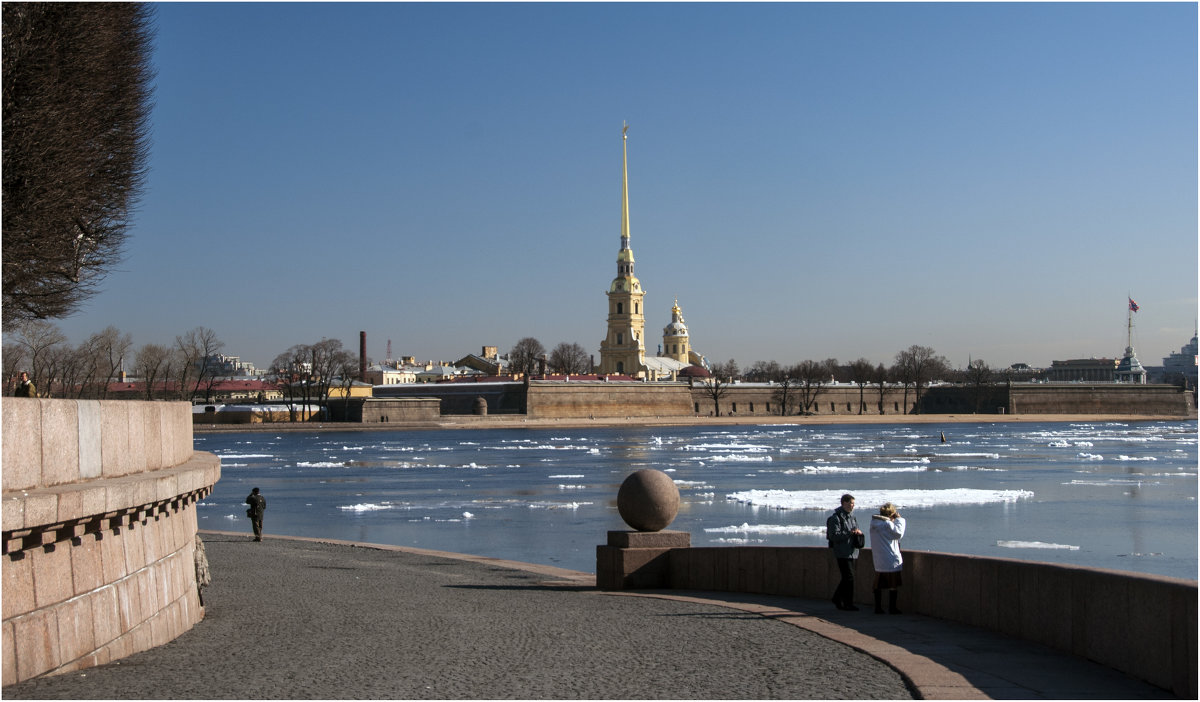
<box><xmin>2</xmin><ymin>398</ymin><xmax>220</xmax><ymax>684</ymax></box>
<box><xmin>601</xmin><ymin>543</ymin><xmax>1196</xmax><ymax>697</ymax></box>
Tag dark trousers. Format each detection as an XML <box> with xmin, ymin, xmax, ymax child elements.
<box><xmin>833</xmin><ymin>557</ymin><xmax>856</xmax><ymax>605</ymax></box>
<box><xmin>251</xmin><ymin>515</ymin><xmax>263</xmax><ymax>540</ymax></box>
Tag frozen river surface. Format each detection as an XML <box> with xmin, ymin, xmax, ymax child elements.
<box><xmin>195</xmin><ymin>419</ymin><xmax>1197</xmax><ymax>580</ymax></box>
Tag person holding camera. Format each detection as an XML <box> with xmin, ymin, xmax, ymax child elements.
<box><xmin>870</xmin><ymin>502</ymin><xmax>907</xmax><ymax>614</ymax></box>
<box><xmin>826</xmin><ymin>493</ymin><xmax>863</xmax><ymax>611</ymax></box>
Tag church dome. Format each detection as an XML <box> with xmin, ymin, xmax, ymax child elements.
<box><xmin>678</xmin><ymin>365</ymin><xmax>711</xmax><ymax>378</ymax></box>
<box><xmin>663</xmin><ymin>300</ymin><xmax>689</xmax><ymax>337</ymax></box>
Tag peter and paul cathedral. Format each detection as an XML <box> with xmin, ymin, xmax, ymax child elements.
<box><xmin>599</xmin><ymin>125</ymin><xmax>705</xmax><ymax>379</ymax></box>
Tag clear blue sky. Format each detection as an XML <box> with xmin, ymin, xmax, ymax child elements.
<box><xmin>52</xmin><ymin>2</ymin><xmax>1197</xmax><ymax>371</ymax></box>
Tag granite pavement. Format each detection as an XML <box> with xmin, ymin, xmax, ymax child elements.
<box><xmin>3</xmin><ymin>534</ymin><xmax>912</xmax><ymax>700</ymax></box>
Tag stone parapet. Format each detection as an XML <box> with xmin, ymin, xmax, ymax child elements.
<box><xmin>617</xmin><ymin>544</ymin><xmax>1195</xmax><ymax>698</ymax></box>
<box><xmin>2</xmin><ymin>399</ymin><xmax>220</xmax><ymax>684</ymax></box>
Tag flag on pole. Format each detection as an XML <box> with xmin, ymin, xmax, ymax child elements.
<box><xmin>1129</xmin><ymin>297</ymin><xmax>1139</xmax><ymax>312</ymax></box>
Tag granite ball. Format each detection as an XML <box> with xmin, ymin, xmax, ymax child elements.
<box><xmin>617</xmin><ymin>468</ymin><xmax>680</xmax><ymax>532</ymax></box>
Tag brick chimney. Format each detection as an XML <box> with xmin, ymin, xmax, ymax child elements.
<box><xmin>359</xmin><ymin>331</ymin><xmax>367</xmax><ymax>382</ymax></box>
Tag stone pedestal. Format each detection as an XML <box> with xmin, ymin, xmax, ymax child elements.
<box><xmin>596</xmin><ymin>530</ymin><xmax>690</xmax><ymax>590</ymax></box>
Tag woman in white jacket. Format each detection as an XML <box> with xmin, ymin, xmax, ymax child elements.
<box><xmin>869</xmin><ymin>502</ymin><xmax>906</xmax><ymax>614</ymax></box>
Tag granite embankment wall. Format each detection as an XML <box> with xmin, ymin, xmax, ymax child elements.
<box><xmin>605</xmin><ymin>544</ymin><xmax>1196</xmax><ymax>697</ymax></box>
<box><xmin>1006</xmin><ymin>384</ymin><xmax>1193</xmax><ymax>415</ymax></box>
<box><xmin>527</xmin><ymin>382</ymin><xmax>693</xmax><ymax>419</ymax></box>
<box><xmin>698</xmin><ymin>383</ymin><xmax>1192</xmax><ymax>418</ymax></box>
<box><xmin>2</xmin><ymin>399</ymin><xmax>220</xmax><ymax>684</ymax></box>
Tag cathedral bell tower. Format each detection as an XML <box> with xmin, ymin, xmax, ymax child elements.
<box><xmin>662</xmin><ymin>299</ymin><xmax>690</xmax><ymax>363</ymax></box>
<box><xmin>599</xmin><ymin>123</ymin><xmax>646</xmax><ymax>377</ymax></box>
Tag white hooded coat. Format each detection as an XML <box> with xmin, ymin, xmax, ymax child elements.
<box><xmin>870</xmin><ymin>514</ymin><xmax>906</xmax><ymax>573</ymax></box>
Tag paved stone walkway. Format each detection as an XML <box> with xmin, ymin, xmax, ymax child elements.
<box><xmin>3</xmin><ymin>534</ymin><xmax>912</xmax><ymax>699</ymax></box>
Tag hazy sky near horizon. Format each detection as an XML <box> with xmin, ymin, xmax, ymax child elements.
<box><xmin>44</xmin><ymin>2</ymin><xmax>1198</xmax><ymax>371</ymax></box>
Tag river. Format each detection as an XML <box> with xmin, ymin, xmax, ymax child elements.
<box><xmin>194</xmin><ymin>419</ymin><xmax>1197</xmax><ymax>580</ymax></box>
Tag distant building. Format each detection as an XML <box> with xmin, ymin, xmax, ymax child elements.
<box><xmin>1160</xmin><ymin>331</ymin><xmax>1198</xmax><ymax>386</ymax></box>
<box><xmin>1046</xmin><ymin>358</ymin><xmax>1117</xmax><ymax>382</ymax></box>
<box><xmin>598</xmin><ymin>125</ymin><xmax>705</xmax><ymax>378</ymax></box>
<box><xmin>364</xmin><ymin>363</ymin><xmax>417</xmax><ymax>385</ymax></box>
<box><xmin>454</xmin><ymin>346</ymin><xmax>510</xmax><ymax>376</ymax></box>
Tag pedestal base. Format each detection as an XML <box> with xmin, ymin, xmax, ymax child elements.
<box><xmin>596</xmin><ymin>530</ymin><xmax>690</xmax><ymax>590</ymax></box>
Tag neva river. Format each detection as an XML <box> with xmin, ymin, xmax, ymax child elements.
<box><xmin>195</xmin><ymin>420</ymin><xmax>1198</xmax><ymax>581</ymax></box>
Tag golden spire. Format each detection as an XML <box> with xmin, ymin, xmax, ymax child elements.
<box><xmin>621</xmin><ymin>122</ymin><xmax>630</xmax><ymax>248</ymax></box>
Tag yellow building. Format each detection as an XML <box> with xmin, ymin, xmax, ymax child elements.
<box><xmin>599</xmin><ymin>124</ymin><xmax>647</xmax><ymax>376</ymax></box>
<box><xmin>327</xmin><ymin>381</ymin><xmax>374</xmax><ymax>399</ymax></box>
<box><xmin>662</xmin><ymin>299</ymin><xmax>690</xmax><ymax>363</ymax></box>
<box><xmin>598</xmin><ymin>125</ymin><xmax>704</xmax><ymax>379</ymax></box>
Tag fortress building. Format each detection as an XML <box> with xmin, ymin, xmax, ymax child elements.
<box><xmin>598</xmin><ymin>125</ymin><xmax>703</xmax><ymax>379</ymax></box>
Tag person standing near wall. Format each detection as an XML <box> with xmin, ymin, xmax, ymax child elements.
<box><xmin>12</xmin><ymin>371</ymin><xmax>36</xmax><ymax>397</ymax></box>
<box><xmin>870</xmin><ymin>502</ymin><xmax>906</xmax><ymax>614</ymax></box>
<box><xmin>245</xmin><ymin>487</ymin><xmax>266</xmax><ymax>542</ymax></box>
<box><xmin>826</xmin><ymin>493</ymin><xmax>863</xmax><ymax>610</ymax></box>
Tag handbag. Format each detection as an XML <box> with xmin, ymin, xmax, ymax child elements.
<box><xmin>851</xmin><ymin>532</ymin><xmax>865</xmax><ymax>549</ymax></box>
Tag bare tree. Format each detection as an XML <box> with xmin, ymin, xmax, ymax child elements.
<box><xmin>871</xmin><ymin>363</ymin><xmax>889</xmax><ymax>414</ymax></box>
<box><xmin>10</xmin><ymin>319</ymin><xmax>66</xmax><ymax>394</ymax></box>
<box><xmin>175</xmin><ymin>327</ymin><xmax>223</xmax><ymax>402</ymax></box>
<box><xmin>772</xmin><ymin>373</ymin><xmax>800</xmax><ymax>416</ymax></box>
<box><xmin>898</xmin><ymin>345</ymin><xmax>949</xmax><ymax>414</ymax></box>
<box><xmin>2</xmin><ymin>339</ymin><xmax>27</xmax><ymax>393</ymax></box>
<box><xmin>891</xmin><ymin>354</ymin><xmax>915</xmax><ymax>415</ymax></box>
<box><xmin>699</xmin><ymin>374</ymin><xmax>731</xmax><ymax>416</ymax></box>
<box><xmin>966</xmin><ymin>358</ymin><xmax>993</xmax><ymax>412</ymax></box>
<box><xmin>548</xmin><ymin>342</ymin><xmax>591</xmax><ymax>374</ymax></box>
<box><xmin>88</xmin><ymin>326</ymin><xmax>132</xmax><ymax>399</ymax></box>
<box><xmin>712</xmin><ymin>358</ymin><xmax>740</xmax><ymax>381</ymax></box>
<box><xmin>745</xmin><ymin>360</ymin><xmax>781</xmax><ymax>383</ymax></box>
<box><xmin>3</xmin><ymin>3</ymin><xmax>155</xmax><ymax>327</ymax></box>
<box><xmin>309</xmin><ymin>338</ymin><xmax>355</xmax><ymax>417</ymax></box>
<box><xmin>134</xmin><ymin>343</ymin><xmax>173</xmax><ymax>400</ymax></box>
<box><xmin>44</xmin><ymin>341</ymin><xmax>90</xmax><ymax>399</ymax></box>
<box><xmin>509</xmin><ymin>337</ymin><xmax>545</xmax><ymax>378</ymax></box>
<box><xmin>270</xmin><ymin>344</ymin><xmax>311</xmax><ymax>422</ymax></box>
<box><xmin>794</xmin><ymin>359</ymin><xmax>835</xmax><ymax>414</ymax></box>
<box><xmin>848</xmin><ymin>358</ymin><xmax>875</xmax><ymax>415</ymax></box>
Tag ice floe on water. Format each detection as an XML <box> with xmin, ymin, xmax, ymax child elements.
<box><xmin>704</xmin><ymin>523</ymin><xmax>825</xmax><ymax>537</ymax></box>
<box><xmin>782</xmin><ymin>465</ymin><xmax>927</xmax><ymax>475</ymax></box>
<box><xmin>339</xmin><ymin>502</ymin><xmax>395</xmax><ymax>512</ymax></box>
<box><xmin>683</xmin><ymin>454</ymin><xmax>773</xmax><ymax>463</ymax></box>
<box><xmin>936</xmin><ymin>452</ymin><xmax>1000</xmax><ymax>459</ymax></box>
<box><xmin>997</xmin><ymin>540</ymin><xmax>1079</xmax><ymax>550</ymax></box>
<box><xmin>1078</xmin><ymin>453</ymin><xmax>1104</xmax><ymax>461</ymax></box>
<box><xmin>726</xmin><ymin>488</ymin><xmax>1034</xmax><ymax>510</ymax></box>
<box><xmin>296</xmin><ymin>461</ymin><xmax>344</xmax><ymax>468</ymax></box>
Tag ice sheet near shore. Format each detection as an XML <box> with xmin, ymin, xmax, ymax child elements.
<box><xmin>726</xmin><ymin>488</ymin><xmax>1034</xmax><ymax>510</ymax></box>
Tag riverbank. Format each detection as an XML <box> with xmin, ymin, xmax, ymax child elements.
<box><xmin>193</xmin><ymin>411</ymin><xmax>1197</xmax><ymax>433</ymax></box>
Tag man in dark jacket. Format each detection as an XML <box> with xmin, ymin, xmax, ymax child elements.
<box><xmin>13</xmin><ymin>372</ymin><xmax>35</xmax><ymax>397</ymax></box>
<box><xmin>245</xmin><ymin>488</ymin><xmax>266</xmax><ymax>542</ymax></box>
<box><xmin>826</xmin><ymin>493</ymin><xmax>862</xmax><ymax>610</ymax></box>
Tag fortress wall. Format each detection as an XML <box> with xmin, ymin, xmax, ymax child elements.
<box><xmin>526</xmin><ymin>382</ymin><xmax>694</xmax><ymax>419</ymax></box>
<box><xmin>2</xmin><ymin>399</ymin><xmax>220</xmax><ymax>684</ymax></box>
<box><xmin>690</xmin><ymin>384</ymin><xmax>1192</xmax><ymax>417</ymax></box>
<box><xmin>657</xmin><ymin>546</ymin><xmax>1195</xmax><ymax>697</ymax></box>
<box><xmin>690</xmin><ymin>385</ymin><xmax>918</xmax><ymax>416</ymax></box>
<box><xmin>1008</xmin><ymin>384</ymin><xmax>1192</xmax><ymax>415</ymax></box>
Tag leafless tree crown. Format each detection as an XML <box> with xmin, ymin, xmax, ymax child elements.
<box><xmin>3</xmin><ymin>3</ymin><xmax>155</xmax><ymax>327</ymax></box>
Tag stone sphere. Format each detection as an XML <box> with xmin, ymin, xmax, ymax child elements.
<box><xmin>617</xmin><ymin>469</ymin><xmax>680</xmax><ymax>532</ymax></box>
